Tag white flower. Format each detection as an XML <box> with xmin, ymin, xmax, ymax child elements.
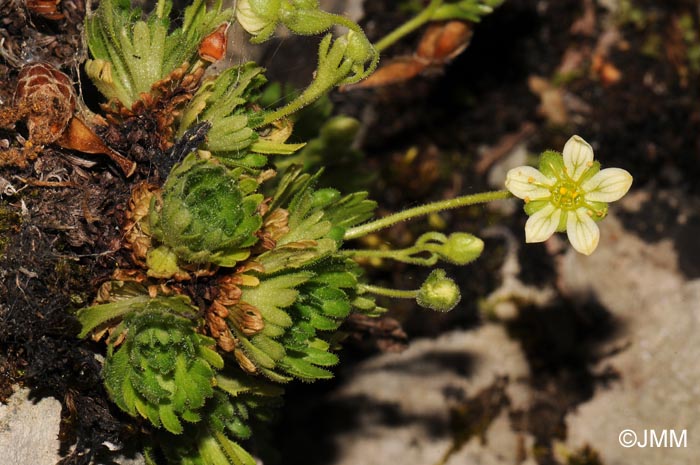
<box><xmin>505</xmin><ymin>135</ymin><xmax>633</xmax><ymax>255</ymax></box>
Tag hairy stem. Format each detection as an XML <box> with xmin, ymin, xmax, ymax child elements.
<box><xmin>358</xmin><ymin>283</ymin><xmax>418</xmax><ymax>299</ymax></box>
<box><xmin>373</xmin><ymin>0</ymin><xmax>444</xmax><ymax>53</ymax></box>
<box><xmin>344</xmin><ymin>190</ymin><xmax>512</xmax><ymax>240</ymax></box>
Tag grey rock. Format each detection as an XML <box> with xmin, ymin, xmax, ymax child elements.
<box><xmin>560</xmin><ymin>207</ymin><xmax>699</xmax><ymax>465</ymax></box>
<box><xmin>329</xmin><ymin>325</ymin><xmax>533</xmax><ymax>465</ymax></box>
<box><xmin>0</xmin><ymin>388</ymin><xmax>62</xmax><ymax>465</ymax></box>
<box><xmin>0</xmin><ymin>388</ymin><xmax>145</xmax><ymax>465</ymax></box>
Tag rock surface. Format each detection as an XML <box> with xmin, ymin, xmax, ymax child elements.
<box><xmin>0</xmin><ymin>389</ymin><xmax>62</xmax><ymax>465</ymax></box>
<box><xmin>328</xmin><ymin>325</ymin><xmax>534</xmax><ymax>465</ymax></box>
<box><xmin>560</xmin><ymin>198</ymin><xmax>700</xmax><ymax>465</ymax></box>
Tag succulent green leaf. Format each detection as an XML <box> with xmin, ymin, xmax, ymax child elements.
<box><xmin>278</xmin><ymin>355</ymin><xmax>333</xmax><ymax>381</ymax></box>
<box><xmin>179</xmin><ymin>64</ymin><xmax>268</xmax><ymax>164</ymax></box>
<box><xmin>76</xmin><ymin>295</ymin><xmax>151</xmax><ymax>338</ymax></box>
<box><xmin>250</xmin><ymin>140</ymin><xmax>306</xmax><ymax>155</ymax></box>
<box><xmin>215</xmin><ymin>371</ymin><xmax>284</xmax><ymax>398</ymax></box>
<box><xmin>211</xmin><ymin>430</ymin><xmax>257</xmax><ymax>465</ymax></box>
<box><xmin>317</xmin><ymin>191</ymin><xmax>377</xmax><ymax>230</ymax></box>
<box><xmin>240</xmin><ymin>272</ymin><xmax>312</xmax><ymax>327</ymax></box>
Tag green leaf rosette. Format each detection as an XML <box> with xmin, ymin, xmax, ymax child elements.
<box><xmin>148</xmin><ymin>153</ymin><xmax>264</xmax><ymax>275</ymax></box>
<box><xmin>103</xmin><ymin>297</ymin><xmax>224</xmax><ymax>434</ymax></box>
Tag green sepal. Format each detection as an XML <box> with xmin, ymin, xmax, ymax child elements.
<box><xmin>556</xmin><ymin>210</ymin><xmax>569</xmax><ymax>232</ymax></box>
<box><xmin>538</xmin><ymin>150</ymin><xmax>565</xmax><ymax>179</ymax></box>
<box><xmin>587</xmin><ymin>201</ymin><xmax>609</xmax><ymax>222</ymax></box>
<box><xmin>578</xmin><ymin>160</ymin><xmax>601</xmax><ymax>185</ymax></box>
<box><xmin>523</xmin><ymin>199</ymin><xmax>550</xmax><ymax>216</ymax></box>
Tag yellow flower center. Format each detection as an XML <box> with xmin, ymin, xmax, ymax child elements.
<box><xmin>550</xmin><ymin>181</ymin><xmax>583</xmax><ymax>210</ymax></box>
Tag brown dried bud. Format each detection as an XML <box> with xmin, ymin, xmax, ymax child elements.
<box><xmin>199</xmin><ymin>23</ymin><xmax>229</xmax><ymax>63</ymax></box>
<box><xmin>216</xmin><ymin>275</ymin><xmax>243</xmax><ymax>306</ymax></box>
<box><xmin>230</xmin><ymin>302</ymin><xmax>264</xmax><ymax>336</ymax></box>
<box><xmin>124</xmin><ymin>183</ymin><xmax>160</xmax><ymax>264</ymax></box>
<box><xmin>26</xmin><ymin>0</ymin><xmax>64</xmax><ymax>21</ymax></box>
<box><xmin>217</xmin><ymin>332</ymin><xmax>237</xmax><ymax>352</ymax></box>
<box><xmin>234</xmin><ymin>349</ymin><xmax>258</xmax><ymax>374</ymax></box>
<box><xmin>210</xmin><ymin>300</ymin><xmax>230</xmax><ymax>319</ymax></box>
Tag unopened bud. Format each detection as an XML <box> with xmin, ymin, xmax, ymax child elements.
<box><xmin>416</xmin><ymin>269</ymin><xmax>461</xmax><ymax>312</ymax></box>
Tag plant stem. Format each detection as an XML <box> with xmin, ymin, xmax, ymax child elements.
<box><xmin>255</xmin><ymin>82</ymin><xmax>328</xmax><ymax>128</ymax></box>
<box><xmin>373</xmin><ymin>0</ymin><xmax>444</xmax><ymax>53</ymax></box>
<box><xmin>344</xmin><ymin>190</ymin><xmax>512</xmax><ymax>240</ymax></box>
<box><xmin>343</xmin><ymin>247</ymin><xmax>436</xmax><ymax>266</ymax></box>
<box><xmin>359</xmin><ymin>284</ymin><xmax>418</xmax><ymax>299</ymax></box>
<box><xmin>155</xmin><ymin>0</ymin><xmax>166</xmax><ymax>19</ymax></box>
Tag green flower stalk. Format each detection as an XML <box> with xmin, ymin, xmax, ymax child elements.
<box><xmin>101</xmin><ymin>297</ymin><xmax>224</xmax><ymax>434</ymax></box>
<box><xmin>148</xmin><ymin>153</ymin><xmax>264</xmax><ymax>275</ymax></box>
<box><xmin>430</xmin><ymin>0</ymin><xmax>505</xmax><ymax>22</ymax></box>
<box><xmin>373</xmin><ymin>0</ymin><xmax>504</xmax><ymax>53</ymax></box>
<box><xmin>344</xmin><ymin>231</ymin><xmax>484</xmax><ymax>266</ymax></box>
<box><xmin>257</xmin><ymin>32</ymin><xmax>376</xmax><ymax>127</ymax></box>
<box><xmin>359</xmin><ymin>268</ymin><xmax>462</xmax><ymax>313</ymax></box>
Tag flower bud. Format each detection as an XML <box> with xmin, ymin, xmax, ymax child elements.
<box><xmin>344</xmin><ymin>30</ymin><xmax>373</xmax><ymax>65</ymax></box>
<box><xmin>437</xmin><ymin>233</ymin><xmax>484</xmax><ymax>265</ymax></box>
<box><xmin>236</xmin><ymin>0</ymin><xmax>281</xmax><ymax>38</ymax></box>
<box><xmin>416</xmin><ymin>269</ymin><xmax>461</xmax><ymax>312</ymax></box>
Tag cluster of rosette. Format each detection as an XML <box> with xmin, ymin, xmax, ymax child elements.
<box><xmin>76</xmin><ymin>1</ymin><xmax>473</xmax><ymax>464</ymax></box>
<box><xmin>78</xmin><ymin>147</ymin><xmax>381</xmax><ymax>464</ymax></box>
<box><xmin>78</xmin><ymin>46</ymin><xmax>384</xmax><ymax>465</ymax></box>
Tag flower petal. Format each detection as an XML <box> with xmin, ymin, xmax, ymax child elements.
<box><xmin>562</xmin><ymin>135</ymin><xmax>594</xmax><ymax>182</ymax></box>
<box><xmin>566</xmin><ymin>208</ymin><xmax>600</xmax><ymax>255</ymax></box>
<box><xmin>505</xmin><ymin>166</ymin><xmax>553</xmax><ymax>200</ymax></box>
<box><xmin>581</xmin><ymin>167</ymin><xmax>633</xmax><ymax>203</ymax></box>
<box><xmin>525</xmin><ymin>204</ymin><xmax>561</xmax><ymax>243</ymax></box>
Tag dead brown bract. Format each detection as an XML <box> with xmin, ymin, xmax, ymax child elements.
<box><xmin>102</xmin><ymin>62</ymin><xmax>205</xmax><ymax>152</ymax></box>
<box><xmin>0</xmin><ymin>62</ymin><xmax>136</xmax><ymax>175</ymax></box>
<box><xmin>344</xmin><ymin>21</ymin><xmax>473</xmax><ymax>90</ymax></box>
